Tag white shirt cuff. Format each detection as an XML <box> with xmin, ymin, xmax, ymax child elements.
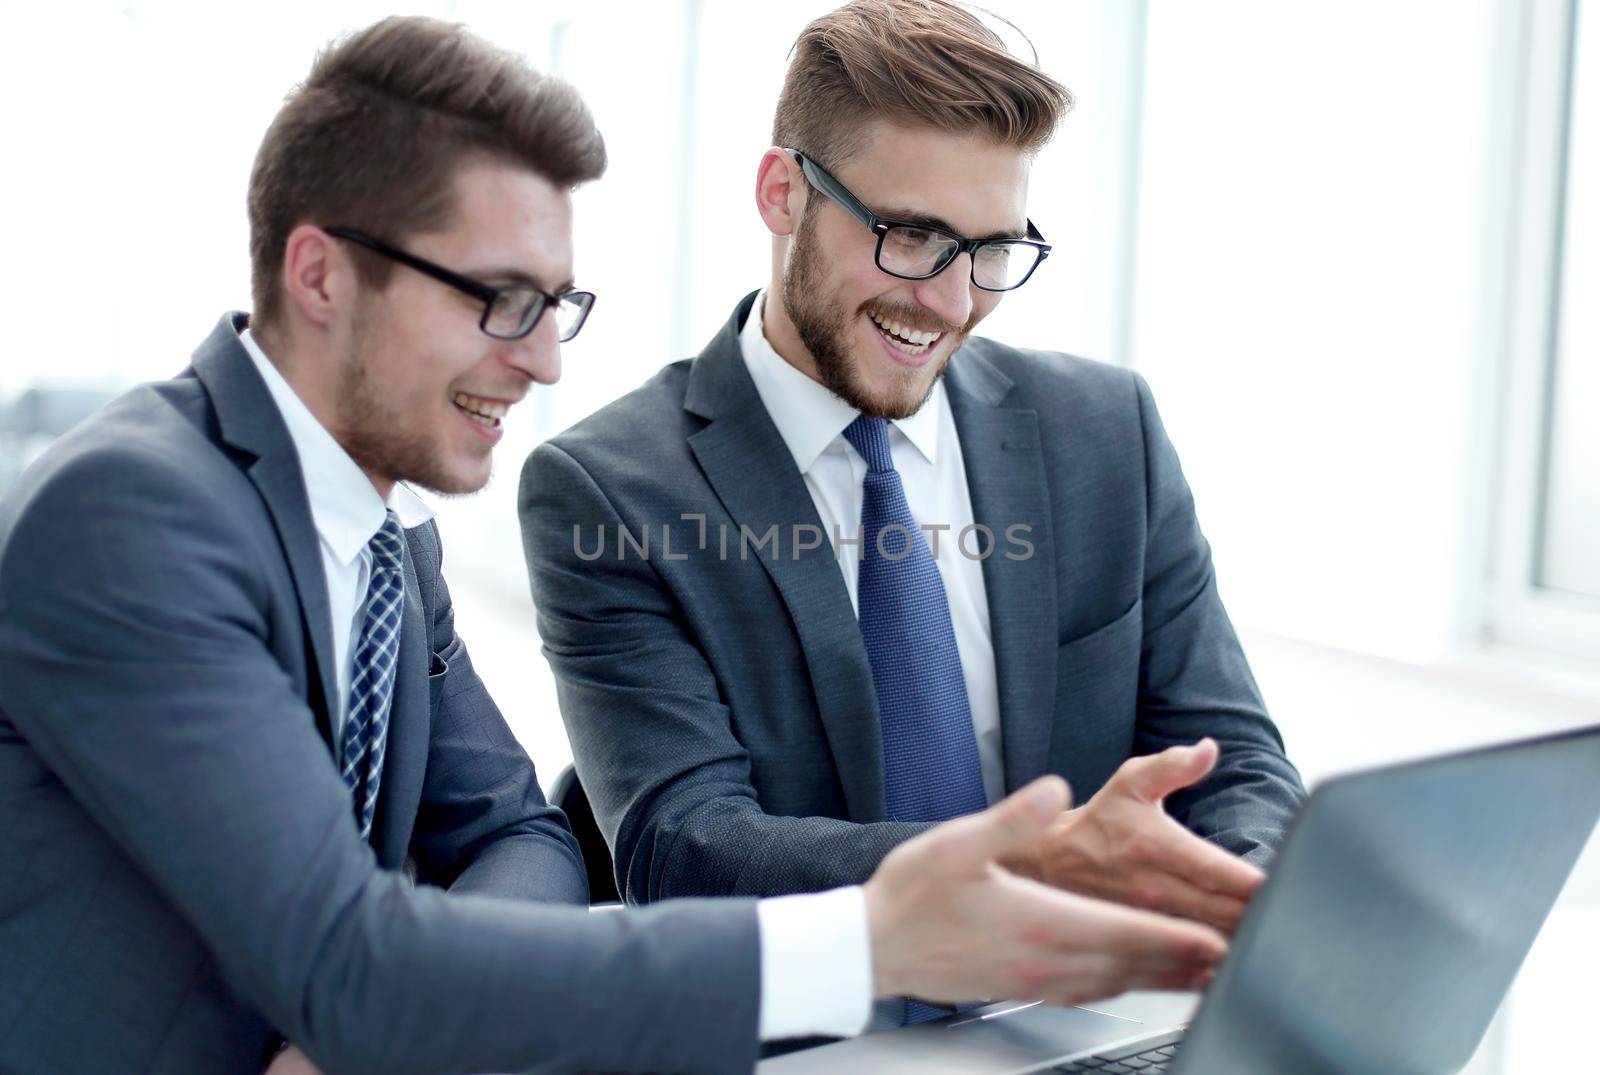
<box><xmin>756</xmin><ymin>885</ymin><xmax>873</xmax><ymax>1040</ymax></box>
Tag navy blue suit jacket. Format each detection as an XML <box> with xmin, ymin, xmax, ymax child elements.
<box><xmin>0</xmin><ymin>315</ymin><xmax>760</xmax><ymax>1074</ymax></box>
<box><xmin>520</xmin><ymin>294</ymin><xmax>1305</xmax><ymax>904</ymax></box>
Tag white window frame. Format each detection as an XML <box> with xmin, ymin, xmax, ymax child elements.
<box><xmin>1485</xmin><ymin>0</ymin><xmax>1600</xmax><ymax>661</ymax></box>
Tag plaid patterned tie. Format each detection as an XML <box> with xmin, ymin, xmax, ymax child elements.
<box><xmin>843</xmin><ymin>415</ymin><xmax>989</xmax><ymax>1026</ymax></box>
<box><xmin>339</xmin><ymin>510</ymin><xmax>405</xmax><ymax>842</ymax></box>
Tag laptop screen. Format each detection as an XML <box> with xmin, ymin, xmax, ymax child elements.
<box><xmin>1173</xmin><ymin>726</ymin><xmax>1600</xmax><ymax>1075</ymax></box>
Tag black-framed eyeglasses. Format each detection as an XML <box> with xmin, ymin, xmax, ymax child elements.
<box><xmin>325</xmin><ymin>227</ymin><xmax>596</xmax><ymax>342</ymax></box>
<box><xmin>786</xmin><ymin>149</ymin><xmax>1051</xmax><ymax>292</ymax></box>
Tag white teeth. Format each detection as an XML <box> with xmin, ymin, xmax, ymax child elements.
<box><xmin>869</xmin><ymin>312</ymin><xmax>942</xmax><ymax>351</ymax></box>
<box><xmin>452</xmin><ymin>392</ymin><xmax>509</xmax><ymax>421</ymax></box>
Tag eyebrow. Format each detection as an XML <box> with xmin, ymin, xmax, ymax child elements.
<box><xmin>874</xmin><ymin>208</ymin><xmax>1027</xmax><ymax>243</ymax></box>
<box><xmin>468</xmin><ymin>266</ymin><xmax>577</xmax><ymax>293</ymax></box>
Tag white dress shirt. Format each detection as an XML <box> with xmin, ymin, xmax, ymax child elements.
<box><xmin>239</xmin><ymin>326</ymin><xmax>873</xmax><ymax>1041</ymax></box>
<box><xmin>731</xmin><ymin>293</ymin><xmax>1013</xmax><ymax>1037</ymax></box>
<box><xmin>739</xmin><ymin>293</ymin><xmax>1006</xmax><ymax>804</ymax></box>
<box><xmin>240</xmin><ymin>328</ymin><xmax>433</xmax><ymax>746</ymax></box>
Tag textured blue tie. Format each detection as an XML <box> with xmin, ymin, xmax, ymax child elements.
<box><xmin>844</xmin><ymin>415</ymin><xmax>989</xmax><ymax>1025</ymax></box>
<box><xmin>340</xmin><ymin>510</ymin><xmax>406</xmax><ymax>842</ymax></box>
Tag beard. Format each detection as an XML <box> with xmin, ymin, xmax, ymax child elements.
<box><xmin>333</xmin><ymin>306</ymin><xmax>488</xmax><ymax>497</ymax></box>
<box><xmin>781</xmin><ymin>206</ymin><xmax>971</xmax><ymax>421</ymax></box>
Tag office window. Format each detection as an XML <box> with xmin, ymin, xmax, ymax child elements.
<box><xmin>1489</xmin><ymin>0</ymin><xmax>1600</xmax><ymax>661</ymax></box>
<box><xmin>1536</xmin><ymin>1</ymin><xmax>1599</xmax><ymax>603</ymax></box>
<box><xmin>1129</xmin><ymin>0</ymin><xmax>1504</xmax><ymax>663</ymax></box>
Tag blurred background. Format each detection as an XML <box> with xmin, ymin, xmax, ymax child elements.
<box><xmin>1</xmin><ymin>2</ymin><xmax>1595</xmax><ymax>1068</ymax></box>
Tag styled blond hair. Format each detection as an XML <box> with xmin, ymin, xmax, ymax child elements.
<box><xmin>772</xmin><ymin>0</ymin><xmax>1072</xmax><ymax>167</ymax></box>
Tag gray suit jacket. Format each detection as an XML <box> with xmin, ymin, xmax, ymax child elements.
<box><xmin>521</xmin><ymin>293</ymin><xmax>1305</xmax><ymax>905</ymax></box>
<box><xmin>0</xmin><ymin>314</ymin><xmax>760</xmax><ymax>1075</ymax></box>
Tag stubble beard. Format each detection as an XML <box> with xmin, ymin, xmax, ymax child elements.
<box><xmin>334</xmin><ymin>307</ymin><xmax>489</xmax><ymax>498</ymax></box>
<box><xmin>781</xmin><ymin>208</ymin><xmax>962</xmax><ymax>422</ymax></box>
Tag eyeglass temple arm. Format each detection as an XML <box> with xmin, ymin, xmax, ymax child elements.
<box><xmin>325</xmin><ymin>227</ymin><xmax>499</xmax><ymax>303</ymax></box>
<box><xmin>787</xmin><ymin>149</ymin><xmax>879</xmax><ymax>231</ymax></box>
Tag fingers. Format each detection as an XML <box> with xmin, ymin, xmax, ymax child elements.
<box><xmin>866</xmin><ymin>779</ymin><xmax>1077</xmax><ymax>1000</ymax></box>
<box><xmin>1116</xmin><ymin>739</ymin><xmax>1220</xmax><ymax>803</ymax></box>
<box><xmin>938</xmin><ymin>775</ymin><xmax>1072</xmax><ymax>866</ymax></box>
<box><xmin>1010</xmin><ymin>872</ymin><xmax>1227</xmax><ymax>965</ymax></box>
<box><xmin>995</xmin><ymin>884</ymin><xmax>1227</xmax><ymax>1006</ymax></box>
<box><xmin>263</xmin><ymin>1047</ymin><xmax>324</xmax><ymax>1075</ymax></box>
<box><xmin>1039</xmin><ymin>745</ymin><xmax>1265</xmax><ymax>928</ymax></box>
<box><xmin>1078</xmin><ymin>898</ymin><xmax>1228</xmax><ymax>966</ymax></box>
<box><xmin>1121</xmin><ymin>868</ymin><xmax>1252</xmax><ymax>933</ymax></box>
<box><xmin>1135</xmin><ymin>820</ymin><xmax>1266</xmax><ymax>904</ymax></box>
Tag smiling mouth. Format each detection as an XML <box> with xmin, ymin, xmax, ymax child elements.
<box><xmin>867</xmin><ymin>310</ymin><xmax>944</xmax><ymax>356</ymax></box>
<box><xmin>453</xmin><ymin>391</ymin><xmax>508</xmax><ymax>429</ymax></box>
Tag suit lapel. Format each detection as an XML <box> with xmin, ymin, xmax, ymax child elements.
<box><xmin>371</xmin><ymin>544</ymin><xmax>429</xmax><ymax>867</ymax></box>
<box><xmin>945</xmin><ymin>348</ymin><xmax>1059</xmax><ymax>793</ymax></box>
<box><xmin>192</xmin><ymin>314</ymin><xmax>340</xmax><ymax>745</ymax></box>
<box><xmin>684</xmin><ymin>297</ymin><xmax>888</xmax><ymax>822</ymax></box>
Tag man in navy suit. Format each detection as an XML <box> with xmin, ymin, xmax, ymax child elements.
<box><xmin>520</xmin><ymin>0</ymin><xmax>1305</xmax><ymax>1012</ymax></box>
<box><xmin>0</xmin><ymin>15</ymin><xmax>1226</xmax><ymax>1074</ymax></box>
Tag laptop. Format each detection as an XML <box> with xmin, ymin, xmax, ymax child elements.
<box><xmin>759</xmin><ymin>723</ymin><xmax>1600</xmax><ymax>1075</ymax></box>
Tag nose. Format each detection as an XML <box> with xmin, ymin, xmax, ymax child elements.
<box><xmin>910</xmin><ymin>250</ymin><xmax>975</xmax><ymax>330</ymax></box>
<box><xmin>503</xmin><ymin>313</ymin><xmax>562</xmax><ymax>386</ymax></box>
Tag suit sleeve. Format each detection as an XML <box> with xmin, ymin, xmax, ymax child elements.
<box><xmin>403</xmin><ymin>521</ymin><xmax>589</xmax><ymax>907</ymax></box>
<box><xmin>0</xmin><ymin>446</ymin><xmax>759</xmax><ymax>1075</ymax></box>
<box><xmin>519</xmin><ymin>441</ymin><xmax>931</xmax><ymax>904</ymax></box>
<box><xmin>1130</xmin><ymin>372</ymin><xmax>1307</xmax><ymax>865</ymax></box>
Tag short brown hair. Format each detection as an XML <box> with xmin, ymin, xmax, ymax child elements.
<box><xmin>248</xmin><ymin>16</ymin><xmax>606</xmax><ymax>330</ymax></box>
<box><xmin>772</xmin><ymin>0</ymin><xmax>1072</xmax><ymax>168</ymax></box>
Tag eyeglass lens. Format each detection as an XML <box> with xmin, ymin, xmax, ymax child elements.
<box><xmin>878</xmin><ymin>226</ymin><xmax>1042</xmax><ymax>290</ymax></box>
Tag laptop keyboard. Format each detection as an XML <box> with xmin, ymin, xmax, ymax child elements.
<box><xmin>1050</xmin><ymin>1028</ymin><xmax>1186</xmax><ymax>1073</ymax></box>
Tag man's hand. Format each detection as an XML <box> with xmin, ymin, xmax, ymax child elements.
<box><xmin>263</xmin><ymin>1045</ymin><xmax>322</xmax><ymax>1075</ymax></box>
<box><xmin>864</xmin><ymin>776</ymin><xmax>1227</xmax><ymax>1007</ymax></box>
<box><xmin>1004</xmin><ymin>740</ymin><xmax>1265</xmax><ymax>933</ymax></box>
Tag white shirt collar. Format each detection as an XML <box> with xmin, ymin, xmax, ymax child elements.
<box><xmin>738</xmin><ymin>291</ymin><xmax>943</xmax><ymax>473</ymax></box>
<box><xmin>239</xmin><ymin>326</ymin><xmax>434</xmax><ymax>566</ymax></box>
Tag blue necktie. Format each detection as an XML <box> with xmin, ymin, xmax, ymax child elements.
<box><xmin>340</xmin><ymin>510</ymin><xmax>406</xmax><ymax>842</ymax></box>
<box><xmin>843</xmin><ymin>415</ymin><xmax>989</xmax><ymax>1025</ymax></box>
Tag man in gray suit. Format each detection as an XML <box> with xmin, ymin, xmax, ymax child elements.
<box><xmin>520</xmin><ymin>0</ymin><xmax>1305</xmax><ymax>989</ymax></box>
<box><xmin>0</xmin><ymin>15</ymin><xmax>1228</xmax><ymax>1075</ymax></box>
